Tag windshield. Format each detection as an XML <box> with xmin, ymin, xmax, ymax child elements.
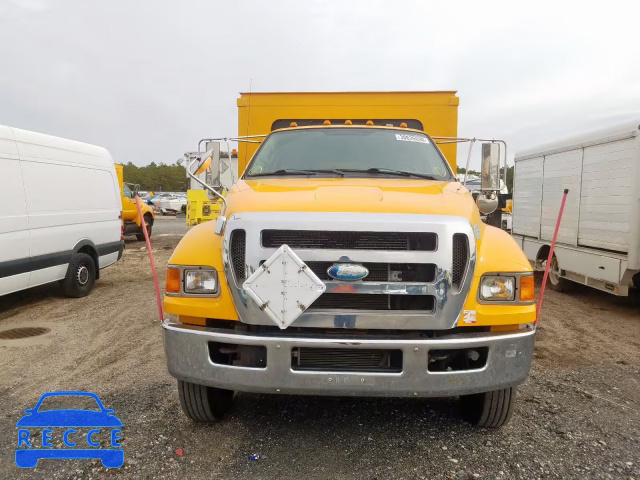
<box><xmin>123</xmin><ymin>184</ymin><xmax>133</xmax><ymax>199</ymax></box>
<box><xmin>244</xmin><ymin>128</ymin><xmax>452</xmax><ymax>180</ymax></box>
<box><xmin>37</xmin><ymin>395</ymin><xmax>101</xmax><ymax>412</ymax></box>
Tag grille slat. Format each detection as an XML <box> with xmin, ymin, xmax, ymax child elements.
<box><xmin>262</xmin><ymin>230</ymin><xmax>436</xmax><ymax>251</ymax></box>
<box><xmin>309</xmin><ymin>293</ymin><xmax>434</xmax><ymax>311</ymax></box>
<box><xmin>230</xmin><ymin>230</ymin><xmax>246</xmax><ymax>284</ymax></box>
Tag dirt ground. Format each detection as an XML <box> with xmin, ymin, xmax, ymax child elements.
<box><xmin>0</xmin><ymin>227</ymin><xmax>638</xmax><ymax>479</ymax></box>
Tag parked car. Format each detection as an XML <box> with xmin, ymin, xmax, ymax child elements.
<box><xmin>152</xmin><ymin>194</ymin><xmax>187</xmax><ymax>215</ymax></box>
<box><xmin>0</xmin><ymin>125</ymin><xmax>124</xmax><ymax>297</ymax></box>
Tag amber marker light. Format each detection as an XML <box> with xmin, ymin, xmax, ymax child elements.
<box><xmin>166</xmin><ymin>267</ymin><xmax>181</xmax><ymax>294</ymax></box>
<box><xmin>519</xmin><ymin>275</ymin><xmax>535</xmax><ymax>302</ymax></box>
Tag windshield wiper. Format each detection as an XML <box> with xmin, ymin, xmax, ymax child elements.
<box><xmin>247</xmin><ymin>169</ymin><xmax>344</xmax><ymax>177</ymax></box>
<box><xmin>336</xmin><ymin>168</ymin><xmax>438</xmax><ymax>180</ymax></box>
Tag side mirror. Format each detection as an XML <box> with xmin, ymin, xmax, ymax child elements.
<box><xmin>480</xmin><ymin>143</ymin><xmax>501</xmax><ymax>191</ymax></box>
<box><xmin>194</xmin><ymin>150</ymin><xmax>213</xmax><ymax>175</ymax></box>
<box><xmin>476</xmin><ymin>191</ymin><xmax>499</xmax><ymax>215</ymax></box>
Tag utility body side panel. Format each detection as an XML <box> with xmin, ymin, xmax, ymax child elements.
<box><xmin>579</xmin><ymin>138</ymin><xmax>635</xmax><ymax>252</ymax></box>
<box><xmin>512</xmin><ymin>156</ymin><xmax>543</xmax><ymax>238</ymax></box>
<box><xmin>540</xmin><ymin>149</ymin><xmax>582</xmax><ymax>245</ymax></box>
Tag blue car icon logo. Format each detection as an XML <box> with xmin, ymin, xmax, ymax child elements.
<box><xmin>15</xmin><ymin>391</ymin><xmax>123</xmax><ymax>468</ymax></box>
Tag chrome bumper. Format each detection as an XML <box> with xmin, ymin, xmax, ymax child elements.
<box><xmin>162</xmin><ymin>319</ymin><xmax>536</xmax><ymax>397</ymax></box>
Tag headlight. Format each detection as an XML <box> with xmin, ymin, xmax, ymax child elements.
<box><xmin>480</xmin><ymin>276</ymin><xmax>515</xmax><ymax>301</ymax></box>
<box><xmin>184</xmin><ymin>269</ymin><xmax>218</xmax><ymax>294</ymax></box>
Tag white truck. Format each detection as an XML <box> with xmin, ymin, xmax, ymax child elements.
<box><xmin>512</xmin><ymin>121</ymin><xmax>640</xmax><ymax>295</ymax></box>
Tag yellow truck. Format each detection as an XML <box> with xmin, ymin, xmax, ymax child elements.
<box><xmin>163</xmin><ymin>92</ymin><xmax>536</xmax><ymax>428</ymax></box>
<box><xmin>114</xmin><ymin>164</ymin><xmax>156</xmax><ymax>241</ymax></box>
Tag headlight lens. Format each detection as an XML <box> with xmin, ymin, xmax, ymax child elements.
<box><xmin>480</xmin><ymin>276</ymin><xmax>515</xmax><ymax>301</ymax></box>
<box><xmin>184</xmin><ymin>269</ymin><xmax>218</xmax><ymax>294</ymax></box>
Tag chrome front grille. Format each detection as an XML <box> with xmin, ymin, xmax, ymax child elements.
<box><xmin>223</xmin><ymin>212</ymin><xmax>476</xmax><ymax>330</ymax></box>
<box><xmin>262</xmin><ymin>230</ymin><xmax>437</xmax><ymax>251</ymax></box>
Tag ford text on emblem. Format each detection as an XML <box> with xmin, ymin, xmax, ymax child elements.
<box><xmin>327</xmin><ymin>263</ymin><xmax>369</xmax><ymax>281</ymax></box>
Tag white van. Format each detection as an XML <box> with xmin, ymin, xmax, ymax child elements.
<box><xmin>0</xmin><ymin>125</ymin><xmax>124</xmax><ymax>298</ymax></box>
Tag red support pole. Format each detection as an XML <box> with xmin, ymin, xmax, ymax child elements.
<box><xmin>536</xmin><ymin>188</ymin><xmax>569</xmax><ymax>325</ymax></box>
<box><xmin>135</xmin><ymin>195</ymin><xmax>164</xmax><ymax>322</ymax></box>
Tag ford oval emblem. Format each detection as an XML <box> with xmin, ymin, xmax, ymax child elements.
<box><xmin>327</xmin><ymin>263</ymin><xmax>369</xmax><ymax>282</ymax></box>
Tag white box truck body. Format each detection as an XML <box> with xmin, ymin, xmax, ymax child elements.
<box><xmin>0</xmin><ymin>125</ymin><xmax>124</xmax><ymax>297</ymax></box>
<box><xmin>512</xmin><ymin>122</ymin><xmax>640</xmax><ymax>295</ymax></box>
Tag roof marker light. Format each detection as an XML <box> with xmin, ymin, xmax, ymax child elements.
<box><xmin>400</xmin><ymin>122</ymin><xmax>407</xmax><ymax>128</ymax></box>
<box><xmin>323</xmin><ymin>120</ymin><xmax>331</xmax><ymax>125</ymax></box>
<box><xmin>344</xmin><ymin>120</ymin><xmax>352</xmax><ymax>125</ymax></box>
<box><xmin>290</xmin><ymin>122</ymin><xmax>298</xmax><ymax>127</ymax></box>
<box><xmin>366</xmin><ymin>120</ymin><xmax>374</xmax><ymax>126</ymax></box>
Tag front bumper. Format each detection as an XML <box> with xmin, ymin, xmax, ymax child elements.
<box><xmin>162</xmin><ymin>319</ymin><xmax>536</xmax><ymax>397</ymax></box>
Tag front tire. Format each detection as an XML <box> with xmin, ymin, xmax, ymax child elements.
<box><xmin>136</xmin><ymin>215</ymin><xmax>152</xmax><ymax>241</ymax></box>
<box><xmin>178</xmin><ymin>380</ymin><xmax>234</xmax><ymax>422</ymax></box>
<box><xmin>60</xmin><ymin>253</ymin><xmax>96</xmax><ymax>298</ymax></box>
<box><xmin>461</xmin><ymin>387</ymin><xmax>517</xmax><ymax>428</ymax></box>
<box><xmin>547</xmin><ymin>254</ymin><xmax>571</xmax><ymax>292</ymax></box>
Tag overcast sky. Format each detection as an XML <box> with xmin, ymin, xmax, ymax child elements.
<box><xmin>1</xmin><ymin>0</ymin><xmax>639</xmax><ymax>169</ymax></box>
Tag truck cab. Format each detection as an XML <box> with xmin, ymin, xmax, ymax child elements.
<box><xmin>114</xmin><ymin>164</ymin><xmax>155</xmax><ymax>241</ymax></box>
<box><xmin>162</xmin><ymin>120</ymin><xmax>536</xmax><ymax>428</ymax></box>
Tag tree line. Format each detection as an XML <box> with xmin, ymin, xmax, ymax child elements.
<box><xmin>122</xmin><ymin>162</ymin><xmax>187</xmax><ymax>192</ymax></box>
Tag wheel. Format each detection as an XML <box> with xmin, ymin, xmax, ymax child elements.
<box><xmin>461</xmin><ymin>386</ymin><xmax>517</xmax><ymax>428</ymax></box>
<box><xmin>136</xmin><ymin>215</ymin><xmax>152</xmax><ymax>241</ymax></box>
<box><xmin>547</xmin><ymin>254</ymin><xmax>571</xmax><ymax>292</ymax></box>
<box><xmin>60</xmin><ymin>253</ymin><xmax>96</xmax><ymax>298</ymax></box>
<box><xmin>100</xmin><ymin>450</ymin><xmax>124</xmax><ymax>468</ymax></box>
<box><xmin>15</xmin><ymin>450</ymin><xmax>38</xmax><ymax>468</ymax></box>
<box><xmin>177</xmin><ymin>380</ymin><xmax>234</xmax><ymax>422</ymax></box>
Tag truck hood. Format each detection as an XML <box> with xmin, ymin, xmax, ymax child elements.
<box><xmin>225</xmin><ymin>178</ymin><xmax>481</xmax><ymax>223</ymax></box>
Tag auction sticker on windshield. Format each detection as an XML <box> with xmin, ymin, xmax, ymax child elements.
<box><xmin>395</xmin><ymin>134</ymin><xmax>429</xmax><ymax>143</ymax></box>
<box><xmin>15</xmin><ymin>391</ymin><xmax>124</xmax><ymax>469</ymax></box>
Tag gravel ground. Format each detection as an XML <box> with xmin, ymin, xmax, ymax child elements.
<box><xmin>0</xmin><ymin>230</ymin><xmax>638</xmax><ymax>479</ymax></box>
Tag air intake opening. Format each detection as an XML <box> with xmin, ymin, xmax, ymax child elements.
<box><xmin>230</xmin><ymin>229</ymin><xmax>246</xmax><ymax>285</ymax></box>
<box><xmin>452</xmin><ymin>234</ymin><xmax>469</xmax><ymax>290</ymax></box>
<box><xmin>291</xmin><ymin>347</ymin><xmax>402</xmax><ymax>373</ymax></box>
